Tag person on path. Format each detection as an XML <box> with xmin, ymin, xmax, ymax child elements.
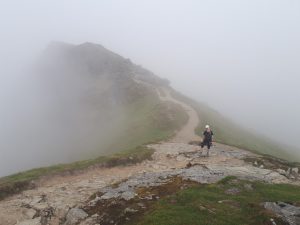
<box><xmin>201</xmin><ymin>125</ymin><xmax>214</xmax><ymax>156</ymax></box>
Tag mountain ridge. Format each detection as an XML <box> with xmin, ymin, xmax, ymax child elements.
<box><xmin>1</xmin><ymin>42</ymin><xmax>300</xmax><ymax>225</ymax></box>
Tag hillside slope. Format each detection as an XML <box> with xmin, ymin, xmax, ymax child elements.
<box><xmin>170</xmin><ymin>89</ymin><xmax>299</xmax><ymax>162</ymax></box>
<box><xmin>27</xmin><ymin>42</ymin><xmax>188</xmax><ymax>162</ymax></box>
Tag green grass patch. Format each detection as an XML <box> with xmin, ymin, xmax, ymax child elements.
<box><xmin>103</xmin><ymin>94</ymin><xmax>189</xmax><ymax>155</ymax></box>
<box><xmin>0</xmin><ymin>145</ymin><xmax>154</xmax><ymax>200</ymax></box>
<box><xmin>136</xmin><ymin>177</ymin><xmax>300</xmax><ymax>225</ymax></box>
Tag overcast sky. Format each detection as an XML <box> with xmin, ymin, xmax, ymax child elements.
<box><xmin>0</xmin><ymin>0</ymin><xmax>299</xmax><ymax>159</ymax></box>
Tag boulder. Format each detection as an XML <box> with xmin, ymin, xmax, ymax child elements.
<box><xmin>64</xmin><ymin>208</ymin><xmax>88</xmax><ymax>225</ymax></box>
<box><xmin>292</xmin><ymin>167</ymin><xmax>299</xmax><ymax>174</ymax></box>
<box><xmin>124</xmin><ymin>207</ymin><xmax>138</xmax><ymax>214</ymax></box>
<box><xmin>23</xmin><ymin>208</ymin><xmax>37</xmax><ymax>219</ymax></box>
<box><xmin>276</xmin><ymin>169</ymin><xmax>286</xmax><ymax>176</ymax></box>
<box><xmin>264</xmin><ymin>202</ymin><xmax>300</xmax><ymax>225</ymax></box>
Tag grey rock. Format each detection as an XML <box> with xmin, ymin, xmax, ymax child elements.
<box><xmin>124</xmin><ymin>207</ymin><xmax>138</xmax><ymax>214</ymax></box>
<box><xmin>88</xmin><ymin>195</ymin><xmax>101</xmax><ymax>206</ymax></box>
<box><xmin>64</xmin><ymin>208</ymin><xmax>88</xmax><ymax>225</ymax></box>
<box><xmin>91</xmin><ymin>214</ymin><xmax>99</xmax><ymax>218</ymax></box>
<box><xmin>292</xmin><ymin>167</ymin><xmax>299</xmax><ymax>174</ymax></box>
<box><xmin>31</xmin><ymin>196</ymin><xmax>44</xmax><ymax>205</ymax></box>
<box><xmin>16</xmin><ymin>217</ymin><xmax>41</xmax><ymax>225</ymax></box>
<box><xmin>264</xmin><ymin>202</ymin><xmax>300</xmax><ymax>225</ymax></box>
<box><xmin>79</xmin><ymin>217</ymin><xmax>98</xmax><ymax>225</ymax></box>
<box><xmin>270</xmin><ymin>218</ymin><xmax>277</xmax><ymax>225</ymax></box>
<box><xmin>23</xmin><ymin>208</ymin><xmax>37</xmax><ymax>219</ymax></box>
<box><xmin>176</xmin><ymin>155</ymin><xmax>186</xmax><ymax>162</ymax></box>
<box><xmin>120</xmin><ymin>191</ymin><xmax>136</xmax><ymax>200</ymax></box>
<box><xmin>33</xmin><ymin>203</ymin><xmax>49</xmax><ymax>211</ymax></box>
<box><xmin>243</xmin><ymin>183</ymin><xmax>253</xmax><ymax>191</ymax></box>
<box><xmin>225</xmin><ymin>188</ymin><xmax>240</xmax><ymax>195</ymax></box>
<box><xmin>137</xmin><ymin>203</ymin><xmax>146</xmax><ymax>209</ymax></box>
<box><xmin>276</xmin><ymin>169</ymin><xmax>286</xmax><ymax>176</ymax></box>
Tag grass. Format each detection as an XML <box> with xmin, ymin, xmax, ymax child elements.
<box><xmin>100</xmin><ymin>93</ymin><xmax>189</xmax><ymax>155</ymax></box>
<box><xmin>170</xmin><ymin>89</ymin><xmax>299</xmax><ymax>162</ymax></box>
<box><xmin>136</xmin><ymin>176</ymin><xmax>300</xmax><ymax>225</ymax></box>
<box><xmin>0</xmin><ymin>145</ymin><xmax>154</xmax><ymax>200</ymax></box>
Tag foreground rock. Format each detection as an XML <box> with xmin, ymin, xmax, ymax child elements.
<box><xmin>64</xmin><ymin>208</ymin><xmax>88</xmax><ymax>225</ymax></box>
<box><xmin>264</xmin><ymin>202</ymin><xmax>300</xmax><ymax>225</ymax></box>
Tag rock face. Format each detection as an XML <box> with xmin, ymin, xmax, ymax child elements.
<box><xmin>264</xmin><ymin>202</ymin><xmax>300</xmax><ymax>225</ymax></box>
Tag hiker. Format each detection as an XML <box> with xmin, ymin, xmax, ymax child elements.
<box><xmin>201</xmin><ymin>125</ymin><xmax>214</xmax><ymax>156</ymax></box>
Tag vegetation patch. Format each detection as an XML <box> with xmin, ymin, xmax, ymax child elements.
<box><xmin>104</xmin><ymin>94</ymin><xmax>189</xmax><ymax>155</ymax></box>
<box><xmin>135</xmin><ymin>176</ymin><xmax>300</xmax><ymax>225</ymax></box>
<box><xmin>83</xmin><ymin>177</ymin><xmax>198</xmax><ymax>225</ymax></box>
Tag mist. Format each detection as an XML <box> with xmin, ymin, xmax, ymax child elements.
<box><xmin>1</xmin><ymin>0</ymin><xmax>300</xmax><ymax>176</ymax></box>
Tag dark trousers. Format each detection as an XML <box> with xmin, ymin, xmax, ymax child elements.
<box><xmin>201</xmin><ymin>140</ymin><xmax>211</xmax><ymax>149</ymax></box>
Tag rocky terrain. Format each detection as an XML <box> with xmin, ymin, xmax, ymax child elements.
<box><xmin>0</xmin><ymin>87</ymin><xmax>299</xmax><ymax>225</ymax></box>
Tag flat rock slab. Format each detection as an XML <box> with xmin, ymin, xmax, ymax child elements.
<box><xmin>90</xmin><ymin>163</ymin><xmax>288</xmax><ymax>205</ymax></box>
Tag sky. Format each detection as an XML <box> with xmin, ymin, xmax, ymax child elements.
<box><xmin>0</xmin><ymin>0</ymin><xmax>299</xmax><ymax>175</ymax></box>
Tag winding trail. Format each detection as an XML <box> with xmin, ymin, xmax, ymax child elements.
<box><xmin>157</xmin><ymin>88</ymin><xmax>199</xmax><ymax>143</ymax></box>
<box><xmin>0</xmin><ymin>87</ymin><xmax>298</xmax><ymax>225</ymax></box>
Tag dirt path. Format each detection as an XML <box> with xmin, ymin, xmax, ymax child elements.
<box><xmin>0</xmin><ymin>88</ymin><xmax>298</xmax><ymax>225</ymax></box>
<box><xmin>158</xmin><ymin>88</ymin><xmax>200</xmax><ymax>143</ymax></box>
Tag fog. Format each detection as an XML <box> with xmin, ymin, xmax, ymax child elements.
<box><xmin>1</xmin><ymin>0</ymin><xmax>300</xmax><ymax>176</ymax></box>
